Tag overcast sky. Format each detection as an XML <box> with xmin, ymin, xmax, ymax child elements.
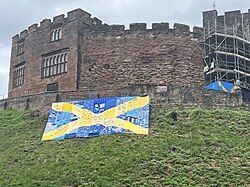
<box><xmin>0</xmin><ymin>0</ymin><xmax>249</xmax><ymax>95</ymax></box>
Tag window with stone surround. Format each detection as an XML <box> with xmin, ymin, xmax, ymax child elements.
<box><xmin>13</xmin><ymin>62</ymin><xmax>25</xmax><ymax>88</ymax></box>
<box><xmin>17</xmin><ymin>42</ymin><xmax>25</xmax><ymax>55</ymax></box>
<box><xmin>42</xmin><ymin>52</ymin><xmax>68</xmax><ymax>78</ymax></box>
<box><xmin>47</xmin><ymin>83</ymin><xmax>59</xmax><ymax>92</ymax></box>
<box><xmin>51</xmin><ymin>28</ymin><xmax>62</xmax><ymax>42</ymax></box>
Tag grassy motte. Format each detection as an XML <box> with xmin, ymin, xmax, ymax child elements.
<box><xmin>0</xmin><ymin>109</ymin><xmax>249</xmax><ymax>186</ymax></box>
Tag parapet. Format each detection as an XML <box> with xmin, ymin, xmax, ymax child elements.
<box><xmin>53</xmin><ymin>14</ymin><xmax>65</xmax><ymax>23</ymax></box>
<box><xmin>173</xmin><ymin>23</ymin><xmax>190</xmax><ymax>36</ymax></box>
<box><xmin>202</xmin><ymin>10</ymin><xmax>218</xmax><ymax>31</ymax></box>
<box><xmin>129</xmin><ymin>23</ymin><xmax>147</xmax><ymax>31</ymax></box>
<box><xmin>203</xmin><ymin>9</ymin><xmax>250</xmax><ymax>35</ymax></box>
<box><xmin>11</xmin><ymin>8</ymin><xmax>100</xmax><ymax>43</ymax></box>
<box><xmin>225</xmin><ymin>10</ymin><xmax>241</xmax><ymax>17</ymax></box>
<box><xmin>88</xmin><ymin>20</ymin><xmax>202</xmax><ymax>41</ymax></box>
<box><xmin>152</xmin><ymin>22</ymin><xmax>169</xmax><ymax>30</ymax></box>
<box><xmin>92</xmin><ymin>17</ymin><xmax>102</xmax><ymax>26</ymax></box>
<box><xmin>12</xmin><ymin>34</ymin><xmax>20</xmax><ymax>43</ymax></box>
<box><xmin>109</xmin><ymin>25</ymin><xmax>125</xmax><ymax>32</ymax></box>
<box><xmin>225</xmin><ymin>10</ymin><xmax>241</xmax><ymax>27</ymax></box>
<box><xmin>67</xmin><ymin>8</ymin><xmax>92</xmax><ymax>25</ymax></box>
<box><xmin>11</xmin><ymin>8</ymin><xmax>207</xmax><ymax>43</ymax></box>
<box><xmin>202</xmin><ymin>10</ymin><xmax>218</xmax><ymax>18</ymax></box>
<box><xmin>28</xmin><ymin>23</ymin><xmax>38</xmax><ymax>33</ymax></box>
<box><xmin>193</xmin><ymin>26</ymin><xmax>204</xmax><ymax>39</ymax></box>
<box><xmin>20</xmin><ymin>30</ymin><xmax>28</xmax><ymax>38</ymax></box>
<box><xmin>68</xmin><ymin>9</ymin><xmax>91</xmax><ymax>20</ymax></box>
<box><xmin>40</xmin><ymin>19</ymin><xmax>51</xmax><ymax>28</ymax></box>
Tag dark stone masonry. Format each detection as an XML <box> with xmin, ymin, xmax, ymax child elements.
<box><xmin>1</xmin><ymin>8</ymin><xmax>250</xmax><ymax>114</ymax></box>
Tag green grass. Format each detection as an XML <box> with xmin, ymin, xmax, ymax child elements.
<box><xmin>0</xmin><ymin>109</ymin><xmax>249</xmax><ymax>187</ymax></box>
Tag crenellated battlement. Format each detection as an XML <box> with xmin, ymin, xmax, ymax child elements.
<box><xmin>12</xmin><ymin>8</ymin><xmax>205</xmax><ymax>44</ymax></box>
<box><xmin>40</xmin><ymin>19</ymin><xmax>51</xmax><ymax>28</ymax></box>
<box><xmin>85</xmin><ymin>21</ymin><xmax>203</xmax><ymax>40</ymax></box>
<box><xmin>12</xmin><ymin>8</ymin><xmax>95</xmax><ymax>43</ymax></box>
<box><xmin>20</xmin><ymin>29</ymin><xmax>28</xmax><ymax>38</ymax></box>
<box><xmin>203</xmin><ymin>9</ymin><xmax>250</xmax><ymax>41</ymax></box>
<box><xmin>53</xmin><ymin>14</ymin><xmax>65</xmax><ymax>23</ymax></box>
<box><xmin>28</xmin><ymin>23</ymin><xmax>38</xmax><ymax>32</ymax></box>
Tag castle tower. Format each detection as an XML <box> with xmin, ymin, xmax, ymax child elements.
<box><xmin>203</xmin><ymin>9</ymin><xmax>250</xmax><ymax>93</ymax></box>
<box><xmin>8</xmin><ymin>9</ymin><xmax>95</xmax><ymax>98</ymax></box>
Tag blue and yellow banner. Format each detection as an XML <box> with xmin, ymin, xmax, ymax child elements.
<box><xmin>42</xmin><ymin>96</ymin><xmax>150</xmax><ymax>141</ymax></box>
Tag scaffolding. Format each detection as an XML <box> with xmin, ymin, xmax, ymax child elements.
<box><xmin>203</xmin><ymin>14</ymin><xmax>250</xmax><ymax>91</ymax></box>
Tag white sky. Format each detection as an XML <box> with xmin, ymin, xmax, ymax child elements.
<box><xmin>0</xmin><ymin>0</ymin><xmax>249</xmax><ymax>94</ymax></box>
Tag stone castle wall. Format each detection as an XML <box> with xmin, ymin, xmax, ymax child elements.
<box><xmin>3</xmin><ymin>8</ymin><xmax>250</xmax><ymax>115</ymax></box>
<box><xmin>1</xmin><ymin>85</ymin><xmax>248</xmax><ymax>115</ymax></box>
<box><xmin>79</xmin><ymin>23</ymin><xmax>204</xmax><ymax>91</ymax></box>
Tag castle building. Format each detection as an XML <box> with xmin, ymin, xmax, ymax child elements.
<box><xmin>8</xmin><ymin>8</ymin><xmax>205</xmax><ymax>98</ymax></box>
<box><xmin>3</xmin><ymin>8</ymin><xmax>250</xmax><ymax>113</ymax></box>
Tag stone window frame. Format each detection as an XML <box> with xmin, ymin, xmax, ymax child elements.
<box><xmin>51</xmin><ymin>27</ymin><xmax>62</xmax><ymax>42</ymax></box>
<box><xmin>13</xmin><ymin>62</ymin><xmax>25</xmax><ymax>88</ymax></box>
<box><xmin>42</xmin><ymin>52</ymin><xmax>68</xmax><ymax>78</ymax></box>
<box><xmin>47</xmin><ymin>82</ymin><xmax>59</xmax><ymax>92</ymax></box>
<box><xmin>17</xmin><ymin>42</ymin><xmax>25</xmax><ymax>56</ymax></box>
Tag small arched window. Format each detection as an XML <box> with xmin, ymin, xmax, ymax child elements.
<box><xmin>49</xmin><ymin>57</ymin><xmax>53</xmax><ymax>76</ymax></box>
<box><xmin>54</xmin><ymin>30</ymin><xmax>58</xmax><ymax>41</ymax></box>
<box><xmin>51</xmin><ymin>28</ymin><xmax>62</xmax><ymax>42</ymax></box>
<box><xmin>57</xmin><ymin>55</ymin><xmax>60</xmax><ymax>63</ymax></box>
<box><xmin>45</xmin><ymin>58</ymin><xmax>49</xmax><ymax>77</ymax></box>
<box><xmin>64</xmin><ymin>53</ymin><xmax>68</xmax><ymax>62</ymax></box>
<box><xmin>53</xmin><ymin>56</ymin><xmax>57</xmax><ymax>75</ymax></box>
<box><xmin>59</xmin><ymin>54</ymin><xmax>64</xmax><ymax>73</ymax></box>
<box><xmin>60</xmin><ymin>54</ymin><xmax>64</xmax><ymax>62</ymax></box>
<box><xmin>20</xmin><ymin>44</ymin><xmax>23</xmax><ymax>53</ymax></box>
<box><xmin>58</xmin><ymin>29</ymin><xmax>62</xmax><ymax>39</ymax></box>
<box><xmin>46</xmin><ymin>59</ymin><xmax>49</xmax><ymax>66</ymax></box>
<box><xmin>43</xmin><ymin>60</ymin><xmax>46</xmax><ymax>77</ymax></box>
<box><xmin>19</xmin><ymin>44</ymin><xmax>22</xmax><ymax>54</ymax></box>
<box><xmin>53</xmin><ymin>56</ymin><xmax>56</xmax><ymax>65</ymax></box>
<box><xmin>49</xmin><ymin>57</ymin><xmax>53</xmax><ymax>65</ymax></box>
<box><xmin>51</xmin><ymin>31</ymin><xmax>54</xmax><ymax>41</ymax></box>
<box><xmin>64</xmin><ymin>53</ymin><xmax>68</xmax><ymax>72</ymax></box>
<box><xmin>17</xmin><ymin>42</ymin><xmax>25</xmax><ymax>55</ymax></box>
<box><xmin>57</xmin><ymin>55</ymin><xmax>60</xmax><ymax>74</ymax></box>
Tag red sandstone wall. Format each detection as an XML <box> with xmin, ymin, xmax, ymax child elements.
<box><xmin>79</xmin><ymin>32</ymin><xmax>204</xmax><ymax>91</ymax></box>
<box><xmin>1</xmin><ymin>89</ymin><xmax>248</xmax><ymax>116</ymax></box>
<box><xmin>8</xmin><ymin>9</ymin><xmax>92</xmax><ymax>98</ymax></box>
<box><xmin>9</xmin><ymin>24</ymin><xmax>78</xmax><ymax>98</ymax></box>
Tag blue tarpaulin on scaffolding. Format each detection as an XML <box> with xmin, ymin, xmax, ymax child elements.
<box><xmin>205</xmin><ymin>81</ymin><xmax>234</xmax><ymax>93</ymax></box>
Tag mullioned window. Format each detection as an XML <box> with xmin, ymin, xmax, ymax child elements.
<box><xmin>51</xmin><ymin>28</ymin><xmax>62</xmax><ymax>42</ymax></box>
<box><xmin>42</xmin><ymin>52</ymin><xmax>68</xmax><ymax>78</ymax></box>
<box><xmin>13</xmin><ymin>63</ymin><xmax>25</xmax><ymax>88</ymax></box>
<box><xmin>17</xmin><ymin>42</ymin><xmax>25</xmax><ymax>55</ymax></box>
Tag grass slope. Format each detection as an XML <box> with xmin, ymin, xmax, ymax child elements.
<box><xmin>0</xmin><ymin>109</ymin><xmax>249</xmax><ymax>187</ymax></box>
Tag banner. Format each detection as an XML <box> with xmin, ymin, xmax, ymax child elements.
<box><xmin>42</xmin><ymin>96</ymin><xmax>150</xmax><ymax>141</ymax></box>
